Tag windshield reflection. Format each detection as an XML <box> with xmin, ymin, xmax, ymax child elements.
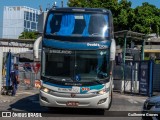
<box><xmin>45</xmin><ymin>13</ymin><xmax>109</xmax><ymax>37</ymax></box>
<box><xmin>43</xmin><ymin>49</ymin><xmax>109</xmax><ymax>82</ymax></box>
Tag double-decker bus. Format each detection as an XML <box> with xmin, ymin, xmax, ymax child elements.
<box><xmin>34</xmin><ymin>7</ymin><xmax>116</xmax><ymax>110</ymax></box>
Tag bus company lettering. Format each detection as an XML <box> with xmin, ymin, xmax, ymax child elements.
<box><xmin>87</xmin><ymin>43</ymin><xmax>100</xmax><ymax>47</ymax></box>
<box><xmin>49</xmin><ymin>50</ymin><xmax>72</xmax><ymax>54</ymax></box>
<box><xmin>87</xmin><ymin>43</ymin><xmax>107</xmax><ymax>49</ymax></box>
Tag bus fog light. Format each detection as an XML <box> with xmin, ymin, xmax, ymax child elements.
<box><xmin>41</xmin><ymin>96</ymin><xmax>49</xmax><ymax>103</ymax></box>
<box><xmin>98</xmin><ymin>98</ymin><xmax>107</xmax><ymax>104</ymax></box>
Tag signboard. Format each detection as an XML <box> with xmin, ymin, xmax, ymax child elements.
<box><xmin>32</xmin><ymin>62</ymin><xmax>41</xmax><ymax>74</ymax></box>
<box><xmin>139</xmin><ymin>61</ymin><xmax>149</xmax><ymax>95</ymax></box>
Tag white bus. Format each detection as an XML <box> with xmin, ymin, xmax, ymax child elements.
<box><xmin>34</xmin><ymin>7</ymin><xmax>116</xmax><ymax>111</ymax></box>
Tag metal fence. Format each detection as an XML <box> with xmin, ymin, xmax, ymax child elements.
<box><xmin>19</xmin><ymin>69</ymin><xmax>40</xmax><ymax>89</ymax></box>
<box><xmin>153</xmin><ymin>63</ymin><xmax>160</xmax><ymax>92</ymax></box>
<box><xmin>113</xmin><ymin>60</ymin><xmax>160</xmax><ymax>96</ymax></box>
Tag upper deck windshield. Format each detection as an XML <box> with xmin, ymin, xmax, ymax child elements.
<box><xmin>45</xmin><ymin>12</ymin><xmax>109</xmax><ymax>38</ymax></box>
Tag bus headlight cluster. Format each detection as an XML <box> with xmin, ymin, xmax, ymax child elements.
<box><xmin>97</xmin><ymin>89</ymin><xmax>106</xmax><ymax>95</ymax></box>
<box><xmin>96</xmin><ymin>87</ymin><xmax>110</xmax><ymax>95</ymax></box>
<box><xmin>41</xmin><ymin>86</ymin><xmax>50</xmax><ymax>93</ymax></box>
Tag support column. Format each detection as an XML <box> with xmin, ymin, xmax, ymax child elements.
<box><xmin>123</xmin><ymin>33</ymin><xmax>127</xmax><ymax>93</ymax></box>
<box><xmin>6</xmin><ymin>51</ymin><xmax>11</xmax><ymax>87</ymax></box>
<box><xmin>0</xmin><ymin>50</ymin><xmax>3</xmax><ymax>92</ymax></box>
<box><xmin>141</xmin><ymin>40</ymin><xmax>145</xmax><ymax>60</ymax></box>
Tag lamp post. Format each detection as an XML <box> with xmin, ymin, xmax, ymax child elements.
<box><xmin>61</xmin><ymin>1</ymin><xmax>64</xmax><ymax>7</ymax></box>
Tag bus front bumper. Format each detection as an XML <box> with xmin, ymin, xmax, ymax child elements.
<box><xmin>39</xmin><ymin>90</ymin><xmax>110</xmax><ymax>109</ymax></box>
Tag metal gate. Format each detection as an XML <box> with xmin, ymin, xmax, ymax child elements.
<box><xmin>113</xmin><ymin>60</ymin><xmax>154</xmax><ymax>96</ymax></box>
<box><xmin>124</xmin><ymin>61</ymin><xmax>140</xmax><ymax>94</ymax></box>
<box><xmin>153</xmin><ymin>63</ymin><xmax>160</xmax><ymax>92</ymax></box>
<box><xmin>124</xmin><ymin>60</ymin><xmax>153</xmax><ymax>96</ymax></box>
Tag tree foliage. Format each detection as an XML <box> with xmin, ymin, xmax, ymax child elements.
<box><xmin>19</xmin><ymin>31</ymin><xmax>38</xmax><ymax>39</ymax></box>
<box><xmin>133</xmin><ymin>2</ymin><xmax>160</xmax><ymax>35</ymax></box>
<box><xmin>68</xmin><ymin>0</ymin><xmax>160</xmax><ymax>36</ymax></box>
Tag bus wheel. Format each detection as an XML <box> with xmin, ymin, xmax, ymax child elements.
<box><xmin>48</xmin><ymin>107</ymin><xmax>61</xmax><ymax>111</ymax></box>
<box><xmin>47</xmin><ymin>107</ymin><xmax>58</xmax><ymax>111</ymax></box>
<box><xmin>98</xmin><ymin>109</ymin><xmax>105</xmax><ymax>115</ymax></box>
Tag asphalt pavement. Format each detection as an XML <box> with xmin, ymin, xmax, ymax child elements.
<box><xmin>0</xmin><ymin>85</ymin><xmax>148</xmax><ymax>120</ymax></box>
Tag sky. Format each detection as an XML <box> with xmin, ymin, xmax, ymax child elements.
<box><xmin>0</xmin><ymin>0</ymin><xmax>68</xmax><ymax>37</ymax></box>
<box><xmin>0</xmin><ymin>0</ymin><xmax>159</xmax><ymax>12</ymax></box>
<box><xmin>129</xmin><ymin>0</ymin><xmax>160</xmax><ymax>8</ymax></box>
<box><xmin>0</xmin><ymin>0</ymin><xmax>159</xmax><ymax>19</ymax></box>
<box><xmin>0</xmin><ymin>0</ymin><xmax>68</xmax><ymax>12</ymax></box>
<box><xmin>0</xmin><ymin>0</ymin><xmax>160</xmax><ymax>37</ymax></box>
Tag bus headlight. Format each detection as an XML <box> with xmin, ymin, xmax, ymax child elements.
<box><xmin>44</xmin><ymin>88</ymin><xmax>49</xmax><ymax>93</ymax></box>
<box><xmin>97</xmin><ymin>87</ymin><xmax>110</xmax><ymax>95</ymax></box>
<box><xmin>98</xmin><ymin>89</ymin><xmax>106</xmax><ymax>95</ymax></box>
<box><xmin>41</xmin><ymin>86</ymin><xmax>49</xmax><ymax>93</ymax></box>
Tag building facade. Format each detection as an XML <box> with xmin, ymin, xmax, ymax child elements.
<box><xmin>2</xmin><ymin>6</ymin><xmax>40</xmax><ymax>39</ymax></box>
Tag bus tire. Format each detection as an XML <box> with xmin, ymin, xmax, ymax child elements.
<box><xmin>47</xmin><ymin>107</ymin><xmax>56</xmax><ymax>111</ymax></box>
<box><xmin>48</xmin><ymin>107</ymin><xmax>61</xmax><ymax>111</ymax></box>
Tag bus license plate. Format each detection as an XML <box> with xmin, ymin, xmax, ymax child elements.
<box><xmin>66</xmin><ymin>101</ymin><xmax>79</xmax><ymax>106</ymax></box>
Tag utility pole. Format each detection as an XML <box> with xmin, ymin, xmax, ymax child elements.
<box><xmin>61</xmin><ymin>1</ymin><xmax>64</xmax><ymax>7</ymax></box>
<box><xmin>53</xmin><ymin>2</ymin><xmax>57</xmax><ymax>8</ymax></box>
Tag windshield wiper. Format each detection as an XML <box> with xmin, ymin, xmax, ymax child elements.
<box><xmin>45</xmin><ymin>33</ymin><xmax>56</xmax><ymax>36</ymax></box>
<box><xmin>94</xmin><ymin>79</ymin><xmax>104</xmax><ymax>84</ymax></box>
<box><xmin>42</xmin><ymin>75</ymin><xmax>73</xmax><ymax>82</ymax></box>
<box><xmin>42</xmin><ymin>76</ymin><xmax>55</xmax><ymax>83</ymax></box>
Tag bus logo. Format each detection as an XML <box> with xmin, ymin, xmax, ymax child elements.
<box><xmin>75</xmin><ymin>75</ymin><xmax>81</xmax><ymax>81</ymax></box>
<box><xmin>71</xmin><ymin>93</ymin><xmax>76</xmax><ymax>98</ymax></box>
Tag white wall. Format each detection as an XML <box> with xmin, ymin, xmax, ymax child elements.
<box><xmin>2</xmin><ymin>8</ymin><xmax>24</xmax><ymax>39</ymax></box>
<box><xmin>1</xmin><ymin>47</ymin><xmax>29</xmax><ymax>53</ymax></box>
<box><xmin>0</xmin><ymin>22</ymin><xmax>2</xmax><ymax>38</ymax></box>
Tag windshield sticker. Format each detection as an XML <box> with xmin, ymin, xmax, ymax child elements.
<box><xmin>75</xmin><ymin>74</ymin><xmax>81</xmax><ymax>81</ymax></box>
<box><xmin>100</xmin><ymin>51</ymin><xmax>103</xmax><ymax>56</ymax></box>
<box><xmin>49</xmin><ymin>50</ymin><xmax>72</xmax><ymax>54</ymax></box>
<box><xmin>100</xmin><ymin>51</ymin><xmax>107</xmax><ymax>55</ymax></box>
<box><xmin>72</xmin><ymin>86</ymin><xmax>80</xmax><ymax>93</ymax></box>
<box><xmin>99</xmin><ymin>45</ymin><xmax>108</xmax><ymax>49</ymax></box>
<box><xmin>82</xmin><ymin>87</ymin><xmax>90</xmax><ymax>91</ymax></box>
<box><xmin>75</xmin><ymin>15</ymin><xmax>84</xmax><ymax>19</ymax></box>
<box><xmin>80</xmin><ymin>85</ymin><xmax>105</xmax><ymax>94</ymax></box>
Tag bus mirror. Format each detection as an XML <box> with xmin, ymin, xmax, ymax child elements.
<box><xmin>34</xmin><ymin>36</ymin><xmax>42</xmax><ymax>59</ymax></box>
<box><xmin>110</xmin><ymin>39</ymin><xmax>116</xmax><ymax>61</ymax></box>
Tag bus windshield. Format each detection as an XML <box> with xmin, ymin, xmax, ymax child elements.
<box><xmin>42</xmin><ymin>48</ymin><xmax>110</xmax><ymax>82</ymax></box>
<box><xmin>45</xmin><ymin>12</ymin><xmax>109</xmax><ymax>37</ymax></box>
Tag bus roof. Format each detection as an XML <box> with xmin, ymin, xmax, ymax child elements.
<box><xmin>48</xmin><ymin>7</ymin><xmax>111</xmax><ymax>14</ymax></box>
